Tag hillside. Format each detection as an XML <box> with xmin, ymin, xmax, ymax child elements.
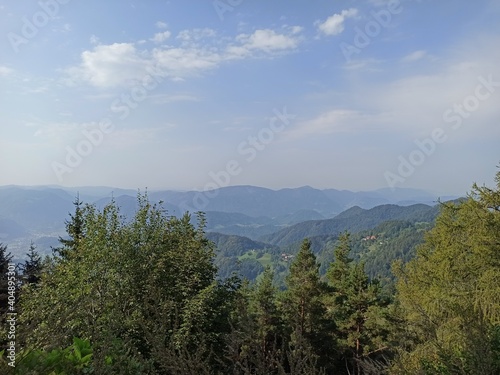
<box><xmin>260</xmin><ymin>204</ymin><xmax>439</xmax><ymax>247</ymax></box>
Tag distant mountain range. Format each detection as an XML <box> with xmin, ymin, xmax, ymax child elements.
<box><xmin>0</xmin><ymin>184</ymin><xmax>456</xmax><ymax>259</ymax></box>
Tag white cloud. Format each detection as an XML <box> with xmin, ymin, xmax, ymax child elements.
<box><xmin>66</xmin><ymin>43</ymin><xmax>150</xmax><ymax>87</ymax></box>
<box><xmin>227</xmin><ymin>28</ymin><xmax>301</xmax><ymax>58</ymax></box>
<box><xmin>0</xmin><ymin>66</ymin><xmax>13</xmax><ymax>76</ymax></box>
<box><xmin>240</xmin><ymin>29</ymin><xmax>299</xmax><ymax>51</ymax></box>
<box><xmin>151</xmin><ymin>31</ymin><xmax>171</xmax><ymax>44</ymax></box>
<box><xmin>153</xmin><ymin>47</ymin><xmax>221</xmax><ymax>76</ymax></box>
<box><xmin>65</xmin><ymin>27</ymin><xmax>302</xmax><ymax>88</ymax></box>
<box><xmin>316</xmin><ymin>8</ymin><xmax>358</xmax><ymax>36</ymax></box>
<box><xmin>156</xmin><ymin>21</ymin><xmax>168</xmax><ymax>29</ymax></box>
<box><xmin>401</xmin><ymin>50</ymin><xmax>427</xmax><ymax>62</ymax></box>
<box><xmin>290</xmin><ymin>25</ymin><xmax>304</xmax><ymax>35</ymax></box>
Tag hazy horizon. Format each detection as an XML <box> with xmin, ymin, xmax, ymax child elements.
<box><xmin>0</xmin><ymin>182</ymin><xmax>462</xmax><ymax>199</ymax></box>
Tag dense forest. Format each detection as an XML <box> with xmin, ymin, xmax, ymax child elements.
<box><xmin>0</xmin><ymin>171</ymin><xmax>499</xmax><ymax>374</ymax></box>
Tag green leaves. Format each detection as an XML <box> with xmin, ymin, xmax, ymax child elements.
<box><xmin>326</xmin><ymin>233</ymin><xmax>391</xmax><ymax>373</ymax></box>
<box><xmin>0</xmin><ymin>337</ymin><xmax>93</xmax><ymax>374</ymax></box>
<box><xmin>68</xmin><ymin>337</ymin><xmax>93</xmax><ymax>368</ymax></box>
<box><xmin>394</xmin><ymin>170</ymin><xmax>500</xmax><ymax>374</ymax></box>
<box><xmin>16</xmin><ymin>193</ymin><xmax>236</xmax><ymax>373</ymax></box>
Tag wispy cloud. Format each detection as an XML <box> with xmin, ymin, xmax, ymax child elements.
<box><xmin>238</xmin><ymin>29</ymin><xmax>299</xmax><ymax>51</ymax></box>
<box><xmin>315</xmin><ymin>8</ymin><xmax>358</xmax><ymax>36</ymax></box>
<box><xmin>285</xmin><ymin>110</ymin><xmax>381</xmax><ymax>140</ymax></box>
<box><xmin>65</xmin><ymin>27</ymin><xmax>302</xmax><ymax>88</ymax></box>
<box><xmin>401</xmin><ymin>50</ymin><xmax>427</xmax><ymax>63</ymax></box>
<box><xmin>226</xmin><ymin>28</ymin><xmax>301</xmax><ymax>59</ymax></box>
<box><xmin>89</xmin><ymin>35</ymin><xmax>99</xmax><ymax>45</ymax></box>
<box><xmin>0</xmin><ymin>66</ymin><xmax>13</xmax><ymax>76</ymax></box>
<box><xmin>155</xmin><ymin>21</ymin><xmax>168</xmax><ymax>29</ymax></box>
<box><xmin>177</xmin><ymin>28</ymin><xmax>216</xmax><ymax>44</ymax></box>
<box><xmin>151</xmin><ymin>31</ymin><xmax>172</xmax><ymax>44</ymax></box>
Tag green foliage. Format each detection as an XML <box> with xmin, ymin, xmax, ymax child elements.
<box><xmin>326</xmin><ymin>233</ymin><xmax>392</xmax><ymax>374</ymax></box>
<box><xmin>16</xmin><ymin>194</ymin><xmax>238</xmax><ymax>373</ymax></box>
<box><xmin>0</xmin><ymin>337</ymin><xmax>92</xmax><ymax>374</ymax></box>
<box><xmin>393</xmin><ymin>171</ymin><xmax>500</xmax><ymax>374</ymax></box>
<box><xmin>281</xmin><ymin>239</ymin><xmax>333</xmax><ymax>373</ymax></box>
<box><xmin>262</xmin><ymin>203</ymin><xmax>438</xmax><ymax>247</ymax></box>
<box><xmin>53</xmin><ymin>197</ymin><xmax>85</xmax><ymax>259</ymax></box>
<box><xmin>20</xmin><ymin>242</ymin><xmax>43</xmax><ymax>285</ymax></box>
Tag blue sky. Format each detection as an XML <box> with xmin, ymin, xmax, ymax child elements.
<box><xmin>1</xmin><ymin>0</ymin><xmax>499</xmax><ymax>195</ymax></box>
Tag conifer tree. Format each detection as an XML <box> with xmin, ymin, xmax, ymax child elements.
<box><xmin>53</xmin><ymin>196</ymin><xmax>85</xmax><ymax>259</ymax></box>
<box><xmin>282</xmin><ymin>239</ymin><xmax>332</xmax><ymax>373</ymax></box>
<box><xmin>250</xmin><ymin>266</ymin><xmax>283</xmax><ymax>370</ymax></box>
<box><xmin>20</xmin><ymin>242</ymin><xmax>42</xmax><ymax>285</ymax></box>
<box><xmin>327</xmin><ymin>233</ymin><xmax>391</xmax><ymax>374</ymax></box>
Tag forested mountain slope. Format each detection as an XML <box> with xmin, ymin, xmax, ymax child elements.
<box><xmin>260</xmin><ymin>203</ymin><xmax>438</xmax><ymax>247</ymax></box>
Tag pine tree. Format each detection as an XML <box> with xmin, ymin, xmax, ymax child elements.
<box><xmin>282</xmin><ymin>239</ymin><xmax>332</xmax><ymax>373</ymax></box>
<box><xmin>53</xmin><ymin>196</ymin><xmax>85</xmax><ymax>259</ymax></box>
<box><xmin>327</xmin><ymin>233</ymin><xmax>391</xmax><ymax>374</ymax></box>
<box><xmin>20</xmin><ymin>242</ymin><xmax>42</xmax><ymax>285</ymax></box>
<box><xmin>250</xmin><ymin>266</ymin><xmax>283</xmax><ymax>371</ymax></box>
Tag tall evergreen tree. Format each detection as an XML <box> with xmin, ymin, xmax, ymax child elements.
<box><xmin>53</xmin><ymin>196</ymin><xmax>85</xmax><ymax>259</ymax></box>
<box><xmin>20</xmin><ymin>242</ymin><xmax>42</xmax><ymax>285</ymax></box>
<box><xmin>282</xmin><ymin>239</ymin><xmax>332</xmax><ymax>373</ymax></box>
<box><xmin>327</xmin><ymin>233</ymin><xmax>391</xmax><ymax>375</ymax></box>
<box><xmin>251</xmin><ymin>266</ymin><xmax>282</xmax><ymax>356</ymax></box>
<box><xmin>249</xmin><ymin>266</ymin><xmax>284</xmax><ymax>372</ymax></box>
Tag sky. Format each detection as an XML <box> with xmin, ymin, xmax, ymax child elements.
<box><xmin>0</xmin><ymin>0</ymin><xmax>499</xmax><ymax>196</ymax></box>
